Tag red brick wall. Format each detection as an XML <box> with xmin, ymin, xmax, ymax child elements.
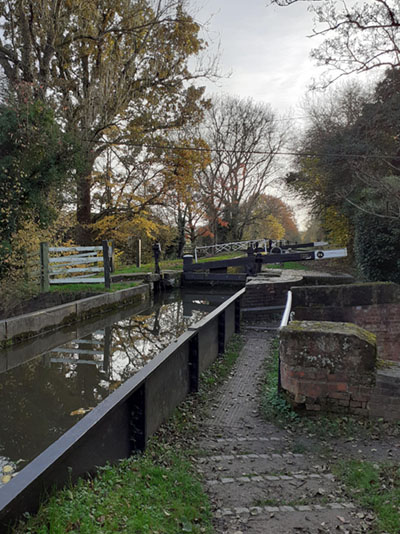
<box><xmin>280</xmin><ymin>321</ymin><xmax>377</xmax><ymax>416</ymax></box>
<box><xmin>242</xmin><ymin>278</ymin><xmax>303</xmax><ymax>309</ymax></box>
<box><xmin>292</xmin><ymin>283</ymin><xmax>400</xmax><ymax>361</ymax></box>
<box><xmin>280</xmin><ymin>362</ymin><xmax>373</xmax><ymax>415</ymax></box>
<box><xmin>349</xmin><ymin>304</ymin><xmax>400</xmax><ymax>362</ymax></box>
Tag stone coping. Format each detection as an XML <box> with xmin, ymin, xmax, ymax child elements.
<box><xmin>0</xmin><ymin>284</ymin><xmax>150</xmax><ymax>348</ymax></box>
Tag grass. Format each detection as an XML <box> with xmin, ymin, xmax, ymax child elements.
<box><xmin>14</xmin><ymin>335</ymin><xmax>244</xmax><ymax>534</ymax></box>
<box><xmin>114</xmin><ymin>252</ymin><xmax>245</xmax><ymax>275</ymax></box>
<box><xmin>334</xmin><ymin>460</ymin><xmax>400</xmax><ymax>533</ymax></box>
<box><xmin>14</xmin><ymin>453</ymin><xmax>213</xmax><ymax>534</ymax></box>
<box><xmin>260</xmin><ymin>337</ymin><xmax>299</xmax><ymax>425</ymax></box>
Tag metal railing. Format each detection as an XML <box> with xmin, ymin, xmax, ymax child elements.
<box><xmin>280</xmin><ymin>290</ymin><xmax>293</xmax><ymax>329</ymax></box>
<box><xmin>194</xmin><ymin>239</ymin><xmax>268</xmax><ymax>262</ymax></box>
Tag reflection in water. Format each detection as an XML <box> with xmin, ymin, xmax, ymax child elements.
<box><xmin>0</xmin><ymin>288</ymin><xmax>233</xmax><ymax>477</ymax></box>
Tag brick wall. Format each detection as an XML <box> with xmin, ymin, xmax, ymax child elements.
<box><xmin>280</xmin><ymin>321</ymin><xmax>377</xmax><ymax>416</ymax></box>
<box><xmin>292</xmin><ymin>283</ymin><xmax>400</xmax><ymax>361</ymax></box>
<box><xmin>242</xmin><ymin>277</ymin><xmax>303</xmax><ymax>309</ymax></box>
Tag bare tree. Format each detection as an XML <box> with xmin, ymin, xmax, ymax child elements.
<box><xmin>198</xmin><ymin>96</ymin><xmax>286</xmax><ymax>243</ymax></box>
<box><xmin>271</xmin><ymin>0</ymin><xmax>400</xmax><ymax>86</ymax></box>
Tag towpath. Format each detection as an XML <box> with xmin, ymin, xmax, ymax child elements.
<box><xmin>191</xmin><ymin>323</ymin><xmax>399</xmax><ymax>534</ymax></box>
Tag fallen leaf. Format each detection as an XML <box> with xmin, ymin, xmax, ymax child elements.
<box><xmin>2</xmin><ymin>465</ymin><xmax>13</xmax><ymax>474</ymax></box>
<box><xmin>70</xmin><ymin>407</ymin><xmax>92</xmax><ymax>416</ymax></box>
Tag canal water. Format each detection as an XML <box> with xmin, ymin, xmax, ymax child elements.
<box><xmin>0</xmin><ymin>288</ymin><xmax>234</xmax><ymax>481</ymax></box>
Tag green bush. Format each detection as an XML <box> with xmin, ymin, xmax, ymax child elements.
<box><xmin>354</xmin><ymin>212</ymin><xmax>400</xmax><ymax>283</ymax></box>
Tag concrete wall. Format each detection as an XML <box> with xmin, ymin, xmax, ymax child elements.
<box><xmin>241</xmin><ymin>271</ymin><xmax>353</xmax><ymax>321</ymax></box>
<box><xmin>292</xmin><ymin>283</ymin><xmax>400</xmax><ymax>361</ymax></box>
<box><xmin>0</xmin><ymin>285</ymin><xmax>150</xmax><ymax>348</ymax></box>
<box><xmin>280</xmin><ymin>320</ymin><xmax>377</xmax><ymax>415</ymax></box>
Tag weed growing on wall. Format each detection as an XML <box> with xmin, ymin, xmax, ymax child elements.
<box><xmin>260</xmin><ymin>337</ymin><xmax>299</xmax><ymax>424</ymax></box>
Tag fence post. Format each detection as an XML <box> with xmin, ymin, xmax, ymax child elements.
<box><xmin>183</xmin><ymin>254</ymin><xmax>193</xmax><ymax>272</ymax></box>
<box><xmin>136</xmin><ymin>239</ymin><xmax>142</xmax><ymax>268</ymax></box>
<box><xmin>108</xmin><ymin>241</ymin><xmax>115</xmax><ymax>273</ymax></box>
<box><xmin>218</xmin><ymin>310</ymin><xmax>226</xmax><ymax>356</ymax></box>
<box><xmin>40</xmin><ymin>242</ymin><xmax>49</xmax><ymax>292</ymax></box>
<box><xmin>189</xmin><ymin>333</ymin><xmax>199</xmax><ymax>393</ymax></box>
<box><xmin>235</xmin><ymin>298</ymin><xmax>241</xmax><ymax>334</ymax></box>
<box><xmin>152</xmin><ymin>242</ymin><xmax>161</xmax><ymax>275</ymax></box>
<box><xmin>102</xmin><ymin>240</ymin><xmax>111</xmax><ymax>289</ymax></box>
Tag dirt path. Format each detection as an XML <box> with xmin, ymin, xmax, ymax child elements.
<box><xmin>192</xmin><ymin>325</ymin><xmax>400</xmax><ymax>534</ymax></box>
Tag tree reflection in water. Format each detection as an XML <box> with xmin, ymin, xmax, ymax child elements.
<box><xmin>0</xmin><ymin>291</ymin><xmax>225</xmax><ymax>472</ymax></box>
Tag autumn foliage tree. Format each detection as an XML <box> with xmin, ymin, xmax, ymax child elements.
<box><xmin>162</xmin><ymin>138</ymin><xmax>211</xmax><ymax>256</ymax></box>
<box><xmin>198</xmin><ymin>96</ymin><xmax>285</xmax><ymax>243</ymax></box>
<box><xmin>242</xmin><ymin>194</ymin><xmax>300</xmax><ymax>241</ymax></box>
<box><xmin>0</xmin><ymin>0</ymin><xmax>214</xmax><ymax>243</ymax></box>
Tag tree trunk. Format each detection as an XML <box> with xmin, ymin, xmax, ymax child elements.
<box><xmin>76</xmin><ymin>173</ymin><xmax>92</xmax><ymax>245</ymax></box>
<box><xmin>177</xmin><ymin>206</ymin><xmax>186</xmax><ymax>258</ymax></box>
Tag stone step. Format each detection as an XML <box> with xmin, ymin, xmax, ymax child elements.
<box><xmin>216</xmin><ymin>501</ymin><xmax>355</xmax><ymax>518</ymax></box>
<box><xmin>195</xmin><ymin>452</ymin><xmax>327</xmax><ymax>477</ymax></box>
<box><xmin>368</xmin><ymin>364</ymin><xmax>400</xmax><ymax>420</ymax></box>
<box><xmin>376</xmin><ymin>363</ymin><xmax>400</xmax><ymax>385</ymax></box>
<box><xmin>216</xmin><ymin>505</ymin><xmax>363</xmax><ymax>534</ymax></box>
<box><xmin>197</xmin><ymin>435</ymin><xmax>289</xmax><ymax>454</ymax></box>
<box><xmin>207</xmin><ymin>471</ymin><xmax>337</xmax><ymax>509</ymax></box>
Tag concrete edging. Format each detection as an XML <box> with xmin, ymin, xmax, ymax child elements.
<box><xmin>0</xmin><ymin>285</ymin><xmax>150</xmax><ymax>347</ymax></box>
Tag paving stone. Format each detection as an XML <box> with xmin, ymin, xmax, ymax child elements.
<box><xmin>221</xmin><ymin>508</ymin><xmax>233</xmax><ymax>516</ymax></box>
<box><xmin>279</xmin><ymin>505</ymin><xmax>295</xmax><ymax>512</ymax></box>
<box><xmin>192</xmin><ymin>328</ymin><xmax>366</xmax><ymax>534</ymax></box>
<box><xmin>234</xmin><ymin>507</ymin><xmax>249</xmax><ymax>515</ymax></box>
<box><xmin>328</xmin><ymin>503</ymin><xmax>344</xmax><ymax>509</ymax></box>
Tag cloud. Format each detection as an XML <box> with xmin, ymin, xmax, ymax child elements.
<box><xmin>198</xmin><ymin>0</ymin><xmax>325</xmax><ymax>112</ymax></box>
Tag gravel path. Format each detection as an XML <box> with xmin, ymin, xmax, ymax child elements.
<box><xmin>193</xmin><ymin>326</ymin><xmax>371</xmax><ymax>534</ymax></box>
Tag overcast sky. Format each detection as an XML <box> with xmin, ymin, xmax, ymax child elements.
<box><xmin>196</xmin><ymin>0</ymin><xmax>325</xmax><ymax>117</ymax></box>
<box><xmin>192</xmin><ymin>0</ymin><xmax>327</xmax><ymax>228</ymax></box>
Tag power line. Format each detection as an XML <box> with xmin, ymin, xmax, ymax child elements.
<box><xmin>113</xmin><ymin>141</ymin><xmax>400</xmax><ymax>161</ymax></box>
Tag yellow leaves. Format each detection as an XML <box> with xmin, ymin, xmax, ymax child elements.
<box><xmin>323</xmin><ymin>207</ymin><xmax>352</xmax><ymax>246</ymax></box>
<box><xmin>1</xmin><ymin>464</ymin><xmax>14</xmax><ymax>484</ymax></box>
<box><xmin>70</xmin><ymin>407</ymin><xmax>93</xmax><ymax>416</ymax></box>
<box><xmin>264</xmin><ymin>214</ymin><xmax>285</xmax><ymax>240</ymax></box>
<box><xmin>91</xmin><ymin>214</ymin><xmax>160</xmax><ymax>244</ymax></box>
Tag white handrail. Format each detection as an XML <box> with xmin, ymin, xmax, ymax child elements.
<box><xmin>280</xmin><ymin>290</ymin><xmax>292</xmax><ymax>329</ymax></box>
